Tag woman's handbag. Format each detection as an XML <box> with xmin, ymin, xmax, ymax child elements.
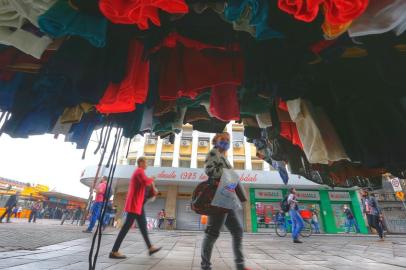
<box><xmin>145</xmin><ymin>183</ymin><xmax>158</xmax><ymax>203</ymax></box>
<box><xmin>191</xmin><ymin>179</ymin><xmax>229</xmax><ymax>215</ymax></box>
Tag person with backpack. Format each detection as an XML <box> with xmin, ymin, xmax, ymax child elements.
<box><xmin>343</xmin><ymin>205</ymin><xmax>360</xmax><ymax>233</ymax></box>
<box><xmin>287</xmin><ymin>188</ymin><xmax>304</xmax><ymax>243</ymax></box>
<box><xmin>361</xmin><ymin>190</ymin><xmax>384</xmax><ymax>240</ymax></box>
<box><xmin>200</xmin><ymin>132</ymin><xmax>250</xmax><ymax>270</ymax></box>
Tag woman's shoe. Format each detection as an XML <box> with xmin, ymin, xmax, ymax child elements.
<box><xmin>109</xmin><ymin>252</ymin><xmax>127</xmax><ymax>259</ymax></box>
<box><xmin>149</xmin><ymin>247</ymin><xmax>162</xmax><ymax>256</ymax></box>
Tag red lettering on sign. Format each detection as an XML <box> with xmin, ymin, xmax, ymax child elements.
<box><xmin>239</xmin><ymin>173</ymin><xmax>258</xmax><ymax>182</ymax></box>
<box><xmin>157</xmin><ymin>171</ymin><xmax>177</xmax><ymax>179</ymax></box>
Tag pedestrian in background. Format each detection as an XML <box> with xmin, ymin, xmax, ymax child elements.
<box><xmin>343</xmin><ymin>205</ymin><xmax>360</xmax><ymax>233</ymax></box>
<box><xmin>311</xmin><ymin>208</ymin><xmax>321</xmax><ymax>234</ymax></box>
<box><xmin>109</xmin><ymin>157</ymin><xmax>161</xmax><ymax>259</ymax></box>
<box><xmin>83</xmin><ymin>176</ymin><xmax>107</xmax><ymax>233</ymax></box>
<box><xmin>60</xmin><ymin>208</ymin><xmax>71</xmax><ymax>225</ymax></box>
<box><xmin>158</xmin><ymin>209</ymin><xmax>165</xmax><ymax>229</ymax></box>
<box><xmin>71</xmin><ymin>207</ymin><xmax>82</xmax><ymax>225</ymax></box>
<box><xmin>361</xmin><ymin>190</ymin><xmax>384</xmax><ymax>240</ymax></box>
<box><xmin>200</xmin><ymin>132</ymin><xmax>250</xmax><ymax>270</ymax></box>
<box><xmin>288</xmin><ymin>188</ymin><xmax>304</xmax><ymax>243</ymax></box>
<box><xmin>29</xmin><ymin>200</ymin><xmax>42</xmax><ymax>223</ymax></box>
<box><xmin>0</xmin><ymin>191</ymin><xmax>19</xmax><ymax>223</ymax></box>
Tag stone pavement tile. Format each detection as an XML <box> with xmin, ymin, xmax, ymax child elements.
<box><xmin>6</xmin><ymin>259</ymin><xmax>73</xmax><ymax>269</ymax></box>
<box><xmin>339</xmin><ymin>255</ymin><xmax>376</xmax><ymax>263</ymax></box>
<box><xmin>0</xmin><ymin>258</ymin><xmax>37</xmax><ymax>269</ymax></box>
<box><xmin>120</xmin><ymin>257</ymin><xmax>161</xmax><ymax>265</ymax></box>
<box><xmin>105</xmin><ymin>264</ymin><xmax>151</xmax><ymax>270</ymax></box>
<box><xmin>297</xmin><ymin>265</ymin><xmax>333</xmax><ymax>270</ymax></box>
<box><xmin>295</xmin><ymin>255</ymin><xmax>329</xmax><ymax>261</ymax></box>
<box><xmin>154</xmin><ymin>258</ymin><xmax>193</xmax><ymax>268</ymax></box>
<box><xmin>246</xmin><ymin>253</ymin><xmax>272</xmax><ymax>260</ymax></box>
<box><xmin>59</xmin><ymin>262</ymin><xmax>115</xmax><ymax>270</ymax></box>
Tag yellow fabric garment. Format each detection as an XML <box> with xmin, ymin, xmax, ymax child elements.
<box><xmin>60</xmin><ymin>103</ymin><xmax>94</xmax><ymax>124</ymax></box>
<box><xmin>322</xmin><ymin>20</ymin><xmax>352</xmax><ymax>39</ymax></box>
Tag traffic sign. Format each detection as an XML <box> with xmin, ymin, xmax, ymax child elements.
<box><xmin>391</xmin><ymin>178</ymin><xmax>403</xmax><ymax>192</ymax></box>
<box><xmin>395</xmin><ymin>191</ymin><xmax>404</xmax><ymax>201</ymax></box>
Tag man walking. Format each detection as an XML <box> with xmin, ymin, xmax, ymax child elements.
<box><xmin>344</xmin><ymin>205</ymin><xmax>360</xmax><ymax>233</ymax></box>
<box><xmin>109</xmin><ymin>157</ymin><xmax>161</xmax><ymax>259</ymax></box>
<box><xmin>28</xmin><ymin>200</ymin><xmax>42</xmax><ymax>223</ymax></box>
<box><xmin>361</xmin><ymin>190</ymin><xmax>384</xmax><ymax>240</ymax></box>
<box><xmin>83</xmin><ymin>177</ymin><xmax>107</xmax><ymax>233</ymax></box>
<box><xmin>71</xmin><ymin>206</ymin><xmax>83</xmax><ymax>225</ymax></box>
<box><xmin>288</xmin><ymin>188</ymin><xmax>304</xmax><ymax>243</ymax></box>
<box><xmin>0</xmin><ymin>192</ymin><xmax>19</xmax><ymax>223</ymax></box>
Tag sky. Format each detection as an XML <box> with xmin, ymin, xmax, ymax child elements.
<box><xmin>0</xmin><ymin>133</ymin><xmax>103</xmax><ymax>198</ymax></box>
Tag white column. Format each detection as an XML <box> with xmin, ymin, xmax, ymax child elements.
<box><xmin>136</xmin><ymin>135</ymin><xmax>146</xmax><ymax>159</ymax></box>
<box><xmin>244</xmin><ymin>137</ymin><xmax>252</xmax><ymax>170</ymax></box>
<box><xmin>172</xmin><ymin>134</ymin><xmax>181</xmax><ymax>168</ymax></box>
<box><xmin>226</xmin><ymin>123</ymin><xmax>234</xmax><ymax>166</ymax></box>
<box><xmin>209</xmin><ymin>134</ymin><xmax>215</xmax><ymax>148</ymax></box>
<box><xmin>154</xmin><ymin>137</ymin><xmax>163</xmax><ymax>167</ymax></box>
<box><xmin>191</xmin><ymin>131</ymin><xmax>198</xmax><ymax>168</ymax></box>
<box><xmin>263</xmin><ymin>161</ymin><xmax>271</xmax><ymax>171</ymax></box>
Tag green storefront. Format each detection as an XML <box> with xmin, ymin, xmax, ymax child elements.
<box><xmin>250</xmin><ymin>188</ymin><xmax>368</xmax><ymax>234</ymax></box>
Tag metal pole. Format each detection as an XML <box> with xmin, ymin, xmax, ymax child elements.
<box><xmin>80</xmin><ymin>166</ymin><xmax>102</xmax><ymax>226</ymax></box>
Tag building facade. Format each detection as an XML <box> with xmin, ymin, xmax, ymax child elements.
<box><xmin>81</xmin><ymin>123</ymin><xmax>371</xmax><ymax>234</ymax></box>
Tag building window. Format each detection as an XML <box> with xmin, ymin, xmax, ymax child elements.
<box><xmin>146</xmin><ymin>158</ymin><xmax>154</xmax><ymax>167</ymax></box>
<box><xmin>234</xmin><ymin>161</ymin><xmax>245</xmax><ymax>170</ymax></box>
<box><xmin>128</xmin><ymin>159</ymin><xmax>136</xmax><ymax>165</ymax></box>
<box><xmin>179</xmin><ymin>159</ymin><xmax>191</xmax><ymax>168</ymax></box>
<box><xmin>161</xmin><ymin>159</ymin><xmax>172</xmax><ymax>167</ymax></box>
<box><xmin>252</xmin><ymin>161</ymin><xmax>263</xmax><ymax>171</ymax></box>
<box><xmin>197</xmin><ymin>159</ymin><xmax>205</xmax><ymax>168</ymax></box>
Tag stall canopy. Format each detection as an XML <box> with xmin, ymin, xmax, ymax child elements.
<box><xmin>0</xmin><ymin>0</ymin><xmax>405</xmax><ymax>189</ymax></box>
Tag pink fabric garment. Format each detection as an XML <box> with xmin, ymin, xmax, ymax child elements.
<box><xmin>124</xmin><ymin>167</ymin><xmax>154</xmax><ymax>215</ymax></box>
<box><xmin>210</xmin><ymin>85</ymin><xmax>240</xmax><ymax>121</ymax></box>
<box><xmin>95</xmin><ymin>182</ymin><xmax>107</xmax><ymax>202</ymax></box>
<box><xmin>96</xmin><ymin>40</ymin><xmax>149</xmax><ymax>114</ymax></box>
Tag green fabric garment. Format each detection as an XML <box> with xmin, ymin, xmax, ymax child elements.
<box><xmin>239</xmin><ymin>88</ymin><xmax>273</xmax><ymax>116</ymax></box>
<box><xmin>176</xmin><ymin>91</ymin><xmax>210</xmax><ymax>108</ymax></box>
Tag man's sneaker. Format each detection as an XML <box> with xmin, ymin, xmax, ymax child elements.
<box><xmin>293</xmin><ymin>239</ymin><xmax>303</xmax><ymax>244</ymax></box>
<box><xmin>109</xmin><ymin>252</ymin><xmax>127</xmax><ymax>259</ymax></box>
<box><xmin>82</xmin><ymin>230</ymin><xmax>92</xmax><ymax>233</ymax></box>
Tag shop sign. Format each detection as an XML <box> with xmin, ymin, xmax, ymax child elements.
<box><xmin>329</xmin><ymin>191</ymin><xmax>351</xmax><ymax>201</ymax></box>
<box><xmin>296</xmin><ymin>191</ymin><xmax>320</xmax><ymax>201</ymax></box>
<box><xmin>390</xmin><ymin>178</ymin><xmax>403</xmax><ymax>192</ymax></box>
<box><xmin>254</xmin><ymin>189</ymin><xmax>283</xmax><ymax>200</ymax></box>
<box><xmin>49</xmin><ymin>197</ymin><xmax>60</xmax><ymax>203</ymax></box>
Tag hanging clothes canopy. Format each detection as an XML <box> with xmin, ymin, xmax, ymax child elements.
<box><xmin>1</xmin><ymin>0</ymin><xmax>406</xmax><ymax>189</ymax></box>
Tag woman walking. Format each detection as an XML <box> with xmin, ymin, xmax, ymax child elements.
<box><xmin>201</xmin><ymin>132</ymin><xmax>250</xmax><ymax>270</ymax></box>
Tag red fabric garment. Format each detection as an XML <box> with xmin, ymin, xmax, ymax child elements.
<box><xmin>158</xmin><ymin>46</ymin><xmax>244</xmax><ymax>100</ymax></box>
<box><xmin>310</xmin><ymin>39</ymin><xmax>337</xmax><ymax>54</ymax></box>
<box><xmin>95</xmin><ymin>182</ymin><xmax>107</xmax><ymax>202</ymax></box>
<box><xmin>150</xmin><ymin>32</ymin><xmax>241</xmax><ymax>53</ymax></box>
<box><xmin>99</xmin><ymin>0</ymin><xmax>189</xmax><ymax>30</ymax></box>
<box><xmin>124</xmin><ymin>167</ymin><xmax>154</xmax><ymax>215</ymax></box>
<box><xmin>96</xmin><ymin>40</ymin><xmax>149</xmax><ymax>114</ymax></box>
<box><xmin>280</xmin><ymin>122</ymin><xmax>303</xmax><ymax>149</ymax></box>
<box><xmin>278</xmin><ymin>0</ymin><xmax>369</xmax><ymax>24</ymax></box>
<box><xmin>210</xmin><ymin>85</ymin><xmax>240</xmax><ymax>121</ymax></box>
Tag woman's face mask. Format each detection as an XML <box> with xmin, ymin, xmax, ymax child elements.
<box><xmin>216</xmin><ymin>140</ymin><xmax>230</xmax><ymax>151</ymax></box>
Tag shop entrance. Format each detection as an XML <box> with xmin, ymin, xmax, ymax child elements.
<box><xmin>331</xmin><ymin>203</ymin><xmax>355</xmax><ymax>233</ymax></box>
<box><xmin>255</xmin><ymin>202</ymin><xmax>280</xmax><ymax>232</ymax></box>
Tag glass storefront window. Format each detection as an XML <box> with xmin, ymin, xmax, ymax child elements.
<box><xmin>255</xmin><ymin>202</ymin><xmax>280</xmax><ymax>232</ymax></box>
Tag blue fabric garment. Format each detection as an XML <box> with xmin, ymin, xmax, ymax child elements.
<box><xmin>0</xmin><ymin>73</ymin><xmax>24</xmax><ymax>111</ymax></box>
<box><xmin>38</xmin><ymin>0</ymin><xmax>107</xmax><ymax>47</ymax></box>
<box><xmin>311</xmin><ymin>220</ymin><xmax>320</xmax><ymax>233</ymax></box>
<box><xmin>224</xmin><ymin>0</ymin><xmax>283</xmax><ymax>40</ymax></box>
<box><xmin>289</xmin><ymin>209</ymin><xmax>304</xmax><ymax>240</ymax></box>
<box><xmin>272</xmin><ymin>160</ymin><xmax>289</xmax><ymax>185</ymax></box>
<box><xmin>87</xmin><ymin>201</ymin><xmax>103</xmax><ymax>232</ymax></box>
<box><xmin>65</xmin><ymin>112</ymin><xmax>102</xmax><ymax>149</ymax></box>
<box><xmin>345</xmin><ymin>218</ymin><xmax>360</xmax><ymax>233</ymax></box>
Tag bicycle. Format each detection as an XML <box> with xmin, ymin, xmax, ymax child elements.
<box><xmin>275</xmin><ymin>210</ymin><xmax>313</xmax><ymax>238</ymax></box>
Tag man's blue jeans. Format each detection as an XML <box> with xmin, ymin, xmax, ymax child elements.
<box><xmin>87</xmin><ymin>202</ymin><xmax>103</xmax><ymax>232</ymax></box>
<box><xmin>289</xmin><ymin>209</ymin><xmax>304</xmax><ymax>240</ymax></box>
<box><xmin>345</xmin><ymin>218</ymin><xmax>360</xmax><ymax>233</ymax></box>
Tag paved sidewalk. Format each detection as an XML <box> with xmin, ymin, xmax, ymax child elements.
<box><xmin>0</xmin><ymin>229</ymin><xmax>405</xmax><ymax>270</ymax></box>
